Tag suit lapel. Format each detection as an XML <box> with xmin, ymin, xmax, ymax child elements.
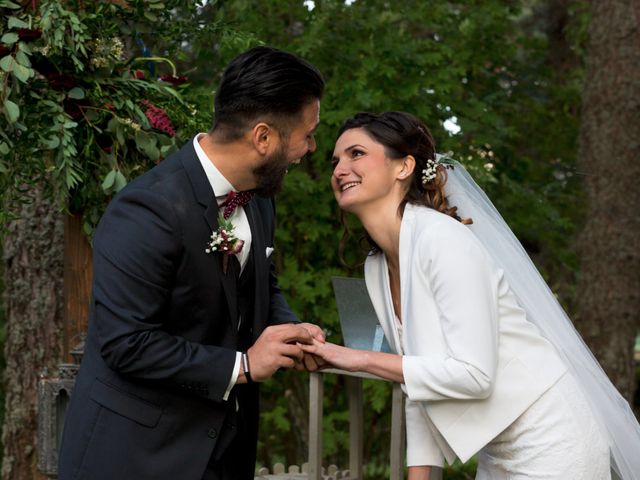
<box><xmin>180</xmin><ymin>138</ymin><xmax>239</xmax><ymax>328</ymax></box>
<box><xmin>244</xmin><ymin>200</ymin><xmax>266</xmax><ymax>333</ymax></box>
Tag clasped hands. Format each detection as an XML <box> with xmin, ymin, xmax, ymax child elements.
<box><xmin>242</xmin><ymin>322</ymin><xmax>338</xmax><ymax>383</ymax></box>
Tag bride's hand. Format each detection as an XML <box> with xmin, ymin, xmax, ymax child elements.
<box><xmin>299</xmin><ymin>339</ymin><xmax>366</xmax><ymax>372</ymax></box>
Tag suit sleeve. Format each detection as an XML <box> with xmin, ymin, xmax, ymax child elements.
<box><xmin>402</xmin><ymin>221</ymin><xmax>499</xmax><ymax>402</ymax></box>
<box><xmin>92</xmin><ymin>187</ymin><xmax>237</xmax><ymax>402</ymax></box>
<box><xmin>265</xmin><ymin>198</ymin><xmax>299</xmax><ymax>325</ymax></box>
<box><xmin>405</xmin><ymin>399</ymin><xmax>445</xmax><ymax>467</ymax></box>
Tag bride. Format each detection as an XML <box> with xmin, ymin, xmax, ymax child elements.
<box><xmin>301</xmin><ymin>111</ymin><xmax>640</xmax><ymax>479</ymax></box>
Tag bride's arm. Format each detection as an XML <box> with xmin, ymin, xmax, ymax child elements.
<box><xmin>408</xmin><ymin>466</ymin><xmax>431</xmax><ymax>480</ymax></box>
<box><xmin>300</xmin><ymin>340</ymin><xmax>404</xmax><ymax>383</ymax></box>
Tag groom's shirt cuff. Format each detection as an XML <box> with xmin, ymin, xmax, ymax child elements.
<box><xmin>223</xmin><ymin>352</ymin><xmax>242</xmax><ymax>401</ymax></box>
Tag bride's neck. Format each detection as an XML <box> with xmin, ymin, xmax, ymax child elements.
<box><xmin>357</xmin><ymin>202</ymin><xmax>402</xmax><ymax>263</ymax></box>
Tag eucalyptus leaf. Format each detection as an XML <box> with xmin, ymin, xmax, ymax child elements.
<box><xmin>101</xmin><ymin>170</ymin><xmax>116</xmax><ymax>191</ymax></box>
<box><xmin>17</xmin><ymin>41</ymin><xmax>32</xmax><ymax>54</ymax></box>
<box><xmin>3</xmin><ymin>99</ymin><xmax>19</xmax><ymax>123</ymax></box>
<box><xmin>1</xmin><ymin>33</ymin><xmax>19</xmax><ymax>45</ymax></box>
<box><xmin>160</xmin><ymin>143</ymin><xmax>177</xmax><ymax>156</ymax></box>
<box><xmin>116</xmin><ymin>125</ymin><xmax>125</xmax><ymax>146</ymax></box>
<box><xmin>12</xmin><ymin>62</ymin><xmax>32</xmax><ymax>83</ymax></box>
<box><xmin>68</xmin><ymin>87</ymin><xmax>85</xmax><ymax>100</ymax></box>
<box><xmin>137</xmin><ymin>134</ymin><xmax>160</xmax><ymax>161</ymax></box>
<box><xmin>114</xmin><ymin>171</ymin><xmax>127</xmax><ymax>192</ymax></box>
<box><xmin>86</xmin><ymin>110</ymin><xmax>100</xmax><ymax>122</ymax></box>
<box><xmin>134</xmin><ymin>130</ymin><xmax>152</xmax><ymax>150</ymax></box>
<box><xmin>0</xmin><ymin>56</ymin><xmax>14</xmax><ymax>72</ymax></box>
<box><xmin>106</xmin><ymin>117</ymin><xmax>119</xmax><ymax>133</ymax></box>
<box><xmin>15</xmin><ymin>50</ymin><xmax>31</xmax><ymax>67</ymax></box>
<box><xmin>7</xmin><ymin>16</ymin><xmax>29</xmax><ymax>29</ymax></box>
<box><xmin>0</xmin><ymin>0</ymin><xmax>21</xmax><ymax>8</ymax></box>
<box><xmin>0</xmin><ymin>141</ymin><xmax>9</xmax><ymax>155</ymax></box>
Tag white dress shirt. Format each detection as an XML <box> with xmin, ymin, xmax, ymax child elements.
<box><xmin>193</xmin><ymin>134</ymin><xmax>252</xmax><ymax>400</ymax></box>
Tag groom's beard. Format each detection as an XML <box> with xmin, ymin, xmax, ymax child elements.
<box><xmin>253</xmin><ymin>142</ymin><xmax>292</xmax><ymax>197</ymax></box>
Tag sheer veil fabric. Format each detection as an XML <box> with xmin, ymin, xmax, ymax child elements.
<box><xmin>439</xmin><ymin>158</ymin><xmax>640</xmax><ymax>480</ymax></box>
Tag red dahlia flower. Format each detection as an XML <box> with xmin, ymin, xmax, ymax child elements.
<box><xmin>141</xmin><ymin>100</ymin><xmax>176</xmax><ymax>137</ymax></box>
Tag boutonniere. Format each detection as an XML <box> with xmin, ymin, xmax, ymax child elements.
<box><xmin>205</xmin><ymin>214</ymin><xmax>245</xmax><ymax>273</ymax></box>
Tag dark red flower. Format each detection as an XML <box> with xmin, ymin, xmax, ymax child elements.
<box><xmin>141</xmin><ymin>100</ymin><xmax>176</xmax><ymax>137</ymax></box>
<box><xmin>63</xmin><ymin>99</ymin><xmax>87</xmax><ymax>120</ymax></box>
<box><xmin>17</xmin><ymin>28</ymin><xmax>42</xmax><ymax>42</ymax></box>
<box><xmin>46</xmin><ymin>72</ymin><xmax>77</xmax><ymax>90</ymax></box>
<box><xmin>96</xmin><ymin>135</ymin><xmax>112</xmax><ymax>153</ymax></box>
<box><xmin>159</xmin><ymin>74</ymin><xmax>188</xmax><ymax>87</ymax></box>
<box><xmin>134</xmin><ymin>69</ymin><xmax>145</xmax><ymax>79</ymax></box>
<box><xmin>0</xmin><ymin>45</ymin><xmax>12</xmax><ymax>57</ymax></box>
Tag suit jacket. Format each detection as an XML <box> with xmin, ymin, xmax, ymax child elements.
<box><xmin>364</xmin><ymin>204</ymin><xmax>567</xmax><ymax>466</ymax></box>
<box><xmin>58</xmin><ymin>140</ymin><xmax>298</xmax><ymax>480</ymax></box>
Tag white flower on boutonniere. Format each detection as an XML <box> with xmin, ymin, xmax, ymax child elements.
<box><xmin>205</xmin><ymin>214</ymin><xmax>245</xmax><ymax>273</ymax></box>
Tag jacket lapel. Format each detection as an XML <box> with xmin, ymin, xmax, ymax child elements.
<box><xmin>180</xmin><ymin>138</ymin><xmax>239</xmax><ymax>329</ymax></box>
<box><xmin>399</xmin><ymin>204</ymin><xmax>416</xmax><ymax>334</ymax></box>
<box><xmin>244</xmin><ymin>199</ymin><xmax>266</xmax><ymax>334</ymax></box>
<box><xmin>364</xmin><ymin>254</ymin><xmax>401</xmax><ymax>354</ymax></box>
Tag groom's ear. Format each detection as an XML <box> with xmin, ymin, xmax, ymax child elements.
<box><xmin>397</xmin><ymin>155</ymin><xmax>416</xmax><ymax>180</ymax></box>
<box><xmin>251</xmin><ymin>122</ymin><xmax>272</xmax><ymax>155</ymax></box>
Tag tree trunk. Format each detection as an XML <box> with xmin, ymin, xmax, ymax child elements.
<box><xmin>1</xmin><ymin>184</ymin><xmax>64</xmax><ymax>480</ymax></box>
<box><xmin>575</xmin><ymin>0</ymin><xmax>640</xmax><ymax>402</ymax></box>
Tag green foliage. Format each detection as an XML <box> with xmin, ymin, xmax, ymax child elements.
<box><xmin>0</xmin><ymin>0</ymin><xmax>216</xmax><ymax>235</ymax></box>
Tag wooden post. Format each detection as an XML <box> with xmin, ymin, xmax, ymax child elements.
<box><xmin>432</xmin><ymin>466</ymin><xmax>444</xmax><ymax>480</ymax></box>
<box><xmin>390</xmin><ymin>383</ymin><xmax>405</xmax><ymax>480</ymax></box>
<box><xmin>63</xmin><ymin>214</ymin><xmax>93</xmax><ymax>360</ymax></box>
<box><xmin>310</xmin><ymin>370</ymin><xmax>408</xmax><ymax>479</ymax></box>
<box><xmin>346</xmin><ymin>376</ymin><xmax>363</xmax><ymax>479</ymax></box>
<box><xmin>308</xmin><ymin>372</ymin><xmax>323</xmax><ymax>480</ymax></box>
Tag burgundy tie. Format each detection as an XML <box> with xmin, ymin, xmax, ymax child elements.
<box><xmin>221</xmin><ymin>190</ymin><xmax>254</xmax><ymax>219</ymax></box>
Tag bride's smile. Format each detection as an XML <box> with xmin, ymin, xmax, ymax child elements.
<box><xmin>331</xmin><ymin>128</ymin><xmax>409</xmax><ymax>214</ymax></box>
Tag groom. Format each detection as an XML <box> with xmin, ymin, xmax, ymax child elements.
<box><xmin>58</xmin><ymin>46</ymin><xmax>325</xmax><ymax>480</ymax></box>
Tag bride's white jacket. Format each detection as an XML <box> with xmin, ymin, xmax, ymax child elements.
<box><xmin>364</xmin><ymin>204</ymin><xmax>567</xmax><ymax>466</ymax></box>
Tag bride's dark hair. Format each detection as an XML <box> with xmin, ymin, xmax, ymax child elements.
<box><xmin>336</xmin><ymin>111</ymin><xmax>469</xmax><ymax>261</ymax></box>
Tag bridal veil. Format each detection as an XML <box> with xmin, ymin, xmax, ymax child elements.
<box><xmin>441</xmin><ymin>158</ymin><xmax>640</xmax><ymax>480</ymax></box>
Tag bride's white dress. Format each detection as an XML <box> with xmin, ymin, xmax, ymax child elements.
<box><xmin>475</xmin><ymin>372</ymin><xmax>610</xmax><ymax>479</ymax></box>
<box><xmin>394</xmin><ymin>320</ymin><xmax>610</xmax><ymax>479</ymax></box>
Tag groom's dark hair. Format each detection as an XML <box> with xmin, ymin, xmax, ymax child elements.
<box><xmin>212</xmin><ymin>46</ymin><xmax>324</xmax><ymax>142</ymax></box>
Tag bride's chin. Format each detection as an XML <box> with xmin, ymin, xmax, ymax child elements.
<box><xmin>337</xmin><ymin>199</ymin><xmax>360</xmax><ymax>214</ymax></box>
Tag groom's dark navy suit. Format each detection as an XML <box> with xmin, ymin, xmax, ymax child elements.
<box><xmin>58</xmin><ymin>140</ymin><xmax>298</xmax><ymax>480</ymax></box>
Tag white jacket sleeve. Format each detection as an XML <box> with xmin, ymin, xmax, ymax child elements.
<box><xmin>405</xmin><ymin>399</ymin><xmax>445</xmax><ymax>467</ymax></box>
<box><xmin>403</xmin><ymin>221</ymin><xmax>499</xmax><ymax>401</ymax></box>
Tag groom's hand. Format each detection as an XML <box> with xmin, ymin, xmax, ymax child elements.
<box><xmin>295</xmin><ymin>322</ymin><xmax>326</xmax><ymax>372</ymax></box>
<box><xmin>298</xmin><ymin>322</ymin><xmax>325</xmax><ymax>343</ymax></box>
<box><xmin>298</xmin><ymin>353</ymin><xmax>328</xmax><ymax>372</ymax></box>
<box><xmin>244</xmin><ymin>324</ymin><xmax>314</xmax><ymax>382</ymax></box>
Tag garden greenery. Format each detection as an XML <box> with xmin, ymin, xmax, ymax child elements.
<box><xmin>0</xmin><ymin>0</ymin><xmax>208</xmax><ymax>234</ymax></box>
